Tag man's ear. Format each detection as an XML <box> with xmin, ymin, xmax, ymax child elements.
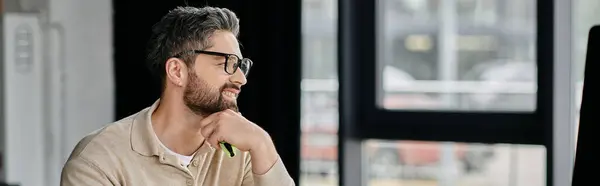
<box><xmin>165</xmin><ymin>57</ymin><xmax>188</xmax><ymax>87</ymax></box>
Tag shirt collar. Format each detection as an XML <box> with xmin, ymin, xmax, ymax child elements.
<box><xmin>130</xmin><ymin>99</ymin><xmax>213</xmax><ymax>158</ymax></box>
<box><xmin>130</xmin><ymin>99</ymin><xmax>162</xmax><ymax>156</ymax></box>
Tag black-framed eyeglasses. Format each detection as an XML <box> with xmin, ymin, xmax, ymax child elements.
<box><xmin>173</xmin><ymin>50</ymin><xmax>253</xmax><ymax>76</ymax></box>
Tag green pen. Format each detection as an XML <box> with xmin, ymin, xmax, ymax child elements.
<box><xmin>219</xmin><ymin>141</ymin><xmax>237</xmax><ymax>157</ymax></box>
<box><xmin>218</xmin><ymin>112</ymin><xmax>242</xmax><ymax>157</ymax></box>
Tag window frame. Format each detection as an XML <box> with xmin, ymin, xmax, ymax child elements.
<box><xmin>337</xmin><ymin>0</ymin><xmax>564</xmax><ymax>186</ymax></box>
<box><xmin>341</xmin><ymin>0</ymin><xmax>549</xmax><ymax>145</ymax></box>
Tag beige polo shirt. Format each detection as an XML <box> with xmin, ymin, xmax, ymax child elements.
<box><xmin>60</xmin><ymin>100</ymin><xmax>295</xmax><ymax>186</ymax></box>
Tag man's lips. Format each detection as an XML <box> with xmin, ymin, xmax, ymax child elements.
<box><xmin>223</xmin><ymin>88</ymin><xmax>240</xmax><ymax>94</ymax></box>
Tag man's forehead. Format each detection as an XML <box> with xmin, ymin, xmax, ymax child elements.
<box><xmin>207</xmin><ymin>31</ymin><xmax>242</xmax><ymax>57</ymax></box>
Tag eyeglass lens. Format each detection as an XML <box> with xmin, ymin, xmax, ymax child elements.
<box><xmin>225</xmin><ymin>55</ymin><xmax>251</xmax><ymax>76</ymax></box>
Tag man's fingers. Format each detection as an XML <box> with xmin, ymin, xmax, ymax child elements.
<box><xmin>200</xmin><ymin>121</ymin><xmax>217</xmax><ymax>139</ymax></box>
<box><xmin>207</xmin><ymin>133</ymin><xmax>221</xmax><ymax>150</ymax></box>
<box><xmin>200</xmin><ymin>119</ymin><xmax>222</xmax><ymax>149</ymax></box>
<box><xmin>200</xmin><ymin>110</ymin><xmax>236</xmax><ymax>150</ymax></box>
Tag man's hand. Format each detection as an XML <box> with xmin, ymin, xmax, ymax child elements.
<box><xmin>199</xmin><ymin>109</ymin><xmax>268</xmax><ymax>152</ymax></box>
<box><xmin>199</xmin><ymin>109</ymin><xmax>279</xmax><ymax>174</ymax></box>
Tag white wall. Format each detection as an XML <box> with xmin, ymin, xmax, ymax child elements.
<box><xmin>48</xmin><ymin>0</ymin><xmax>113</xmax><ymax>165</ymax></box>
<box><xmin>48</xmin><ymin>0</ymin><xmax>114</xmax><ymax>185</ymax></box>
<box><xmin>2</xmin><ymin>0</ymin><xmax>113</xmax><ymax>185</ymax></box>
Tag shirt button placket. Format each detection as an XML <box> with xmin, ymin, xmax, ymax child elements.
<box><xmin>186</xmin><ymin>179</ymin><xmax>193</xmax><ymax>186</ymax></box>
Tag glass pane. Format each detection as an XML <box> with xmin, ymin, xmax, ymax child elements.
<box><xmin>377</xmin><ymin>0</ymin><xmax>537</xmax><ymax>111</ymax></box>
<box><xmin>573</xmin><ymin>0</ymin><xmax>600</xmax><ymax>148</ymax></box>
<box><xmin>365</xmin><ymin>140</ymin><xmax>546</xmax><ymax>186</ymax></box>
<box><xmin>301</xmin><ymin>0</ymin><xmax>338</xmax><ymax>185</ymax></box>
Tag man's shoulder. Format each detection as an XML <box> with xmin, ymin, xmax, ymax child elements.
<box><xmin>67</xmin><ymin>112</ymin><xmax>141</xmax><ymax>162</ymax></box>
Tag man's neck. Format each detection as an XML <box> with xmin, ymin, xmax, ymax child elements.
<box><xmin>151</xmin><ymin>97</ymin><xmax>206</xmax><ymax>156</ymax></box>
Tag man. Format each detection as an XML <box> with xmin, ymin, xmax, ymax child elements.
<box><xmin>61</xmin><ymin>6</ymin><xmax>295</xmax><ymax>186</ymax></box>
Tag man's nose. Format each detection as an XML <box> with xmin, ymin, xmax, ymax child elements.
<box><xmin>230</xmin><ymin>68</ymin><xmax>247</xmax><ymax>86</ymax></box>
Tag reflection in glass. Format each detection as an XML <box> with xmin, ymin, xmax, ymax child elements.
<box><xmin>377</xmin><ymin>0</ymin><xmax>537</xmax><ymax>111</ymax></box>
<box><xmin>365</xmin><ymin>140</ymin><xmax>546</xmax><ymax>186</ymax></box>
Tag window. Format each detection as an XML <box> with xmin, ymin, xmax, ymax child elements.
<box><xmin>377</xmin><ymin>0</ymin><xmax>537</xmax><ymax>111</ymax></box>
<box><xmin>339</xmin><ymin>0</ymin><xmax>554</xmax><ymax>186</ymax></box>
<box><xmin>348</xmin><ymin>0</ymin><xmax>546</xmax><ymax>145</ymax></box>
<box><xmin>299</xmin><ymin>0</ymin><xmax>573</xmax><ymax>185</ymax></box>
<box><xmin>366</xmin><ymin>2</ymin><xmax>545</xmax><ymax>185</ymax></box>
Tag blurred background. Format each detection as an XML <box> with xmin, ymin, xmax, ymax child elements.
<box><xmin>0</xmin><ymin>0</ymin><xmax>595</xmax><ymax>185</ymax></box>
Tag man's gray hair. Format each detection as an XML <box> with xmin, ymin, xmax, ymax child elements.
<box><xmin>145</xmin><ymin>6</ymin><xmax>240</xmax><ymax>84</ymax></box>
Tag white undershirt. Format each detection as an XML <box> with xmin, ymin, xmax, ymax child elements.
<box><xmin>159</xmin><ymin>140</ymin><xmax>195</xmax><ymax>166</ymax></box>
<box><xmin>152</xmin><ymin>123</ymin><xmax>195</xmax><ymax>166</ymax></box>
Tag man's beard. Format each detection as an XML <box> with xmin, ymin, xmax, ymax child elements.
<box><xmin>183</xmin><ymin>71</ymin><xmax>239</xmax><ymax>116</ymax></box>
